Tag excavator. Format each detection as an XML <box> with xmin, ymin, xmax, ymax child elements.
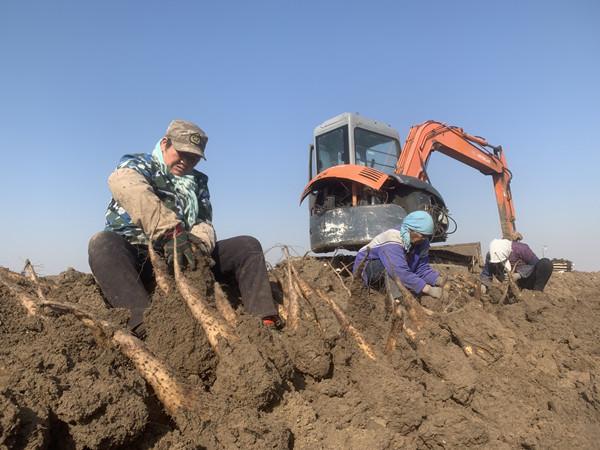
<box><xmin>300</xmin><ymin>112</ymin><xmax>517</xmax><ymax>267</ymax></box>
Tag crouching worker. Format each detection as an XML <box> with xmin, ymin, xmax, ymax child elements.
<box><xmin>88</xmin><ymin>119</ymin><xmax>283</xmax><ymax>337</ymax></box>
<box><xmin>352</xmin><ymin>210</ymin><xmax>444</xmax><ymax>300</ymax></box>
<box><xmin>480</xmin><ymin>238</ymin><xmax>552</xmax><ymax>293</ymax></box>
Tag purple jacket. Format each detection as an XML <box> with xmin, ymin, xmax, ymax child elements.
<box><xmin>353</xmin><ymin>228</ymin><xmax>439</xmax><ymax>294</ymax></box>
<box><xmin>481</xmin><ymin>241</ymin><xmax>539</xmax><ymax>285</ymax></box>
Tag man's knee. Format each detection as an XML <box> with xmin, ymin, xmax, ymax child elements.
<box><xmin>89</xmin><ymin>231</ymin><xmax>115</xmax><ymax>251</ymax></box>
<box><xmin>538</xmin><ymin>258</ymin><xmax>553</xmax><ymax>272</ymax></box>
<box><xmin>88</xmin><ymin>231</ymin><xmax>127</xmax><ymax>267</ymax></box>
<box><xmin>232</xmin><ymin>235</ymin><xmax>263</xmax><ymax>253</ymax></box>
<box><xmin>89</xmin><ymin>231</ymin><xmax>109</xmax><ymax>259</ymax></box>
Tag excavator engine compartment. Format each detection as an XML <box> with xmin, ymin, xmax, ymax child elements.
<box><xmin>307</xmin><ymin>176</ymin><xmax>450</xmax><ymax>253</ymax></box>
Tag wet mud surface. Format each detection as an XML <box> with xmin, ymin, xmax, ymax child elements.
<box><xmin>1</xmin><ymin>259</ymin><xmax>599</xmax><ymax>449</ymax></box>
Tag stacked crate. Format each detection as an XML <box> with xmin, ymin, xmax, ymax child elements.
<box><xmin>551</xmin><ymin>259</ymin><xmax>573</xmax><ymax>272</ymax></box>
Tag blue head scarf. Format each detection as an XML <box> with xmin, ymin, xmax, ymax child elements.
<box><xmin>151</xmin><ymin>140</ymin><xmax>199</xmax><ymax>228</ymax></box>
<box><xmin>399</xmin><ymin>210</ymin><xmax>434</xmax><ymax>250</ymax></box>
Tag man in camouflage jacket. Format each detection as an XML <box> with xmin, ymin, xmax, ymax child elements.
<box><xmin>88</xmin><ymin>120</ymin><xmax>282</xmax><ymax>336</ymax></box>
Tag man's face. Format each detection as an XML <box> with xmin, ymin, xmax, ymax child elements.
<box><xmin>161</xmin><ymin>138</ymin><xmax>201</xmax><ymax>176</ymax></box>
<box><xmin>409</xmin><ymin>230</ymin><xmax>430</xmax><ymax>245</ymax></box>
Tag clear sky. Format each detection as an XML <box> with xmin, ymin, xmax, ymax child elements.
<box><xmin>1</xmin><ymin>0</ymin><xmax>599</xmax><ymax>274</ymax></box>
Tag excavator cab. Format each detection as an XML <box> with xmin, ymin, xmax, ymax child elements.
<box><xmin>302</xmin><ymin>113</ymin><xmax>450</xmax><ymax>253</ymax></box>
<box><xmin>314</xmin><ymin>114</ymin><xmax>399</xmax><ymax>175</ymax></box>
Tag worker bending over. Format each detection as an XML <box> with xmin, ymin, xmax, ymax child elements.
<box><xmin>480</xmin><ymin>237</ymin><xmax>552</xmax><ymax>292</ymax></box>
<box><xmin>88</xmin><ymin>119</ymin><xmax>282</xmax><ymax>337</ymax></box>
<box><xmin>353</xmin><ymin>210</ymin><xmax>444</xmax><ymax>300</ymax></box>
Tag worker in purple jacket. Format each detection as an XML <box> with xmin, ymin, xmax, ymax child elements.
<box><xmin>353</xmin><ymin>210</ymin><xmax>444</xmax><ymax>300</ymax></box>
<box><xmin>480</xmin><ymin>237</ymin><xmax>552</xmax><ymax>292</ymax></box>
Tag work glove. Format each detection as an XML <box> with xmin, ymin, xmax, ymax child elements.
<box><xmin>511</xmin><ymin>272</ymin><xmax>522</xmax><ymax>281</ymax></box>
<box><xmin>480</xmin><ymin>284</ymin><xmax>488</xmax><ymax>295</ymax></box>
<box><xmin>435</xmin><ymin>275</ymin><xmax>448</xmax><ymax>287</ymax></box>
<box><xmin>422</xmin><ymin>284</ymin><xmax>443</xmax><ymax>299</ymax></box>
<box><xmin>162</xmin><ymin>224</ymin><xmax>200</xmax><ymax>270</ymax></box>
<box><xmin>509</xmin><ymin>232</ymin><xmax>523</xmax><ymax>241</ymax></box>
<box><xmin>190</xmin><ymin>222</ymin><xmax>216</xmax><ymax>256</ymax></box>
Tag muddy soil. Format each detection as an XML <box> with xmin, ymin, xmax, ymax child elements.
<box><xmin>1</xmin><ymin>259</ymin><xmax>599</xmax><ymax>449</ymax></box>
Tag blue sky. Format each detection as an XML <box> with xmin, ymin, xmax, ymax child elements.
<box><xmin>1</xmin><ymin>0</ymin><xmax>598</xmax><ymax>274</ymax></box>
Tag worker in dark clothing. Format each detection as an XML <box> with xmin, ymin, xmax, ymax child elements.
<box><xmin>88</xmin><ymin>119</ymin><xmax>283</xmax><ymax>336</ymax></box>
<box><xmin>480</xmin><ymin>238</ymin><xmax>552</xmax><ymax>292</ymax></box>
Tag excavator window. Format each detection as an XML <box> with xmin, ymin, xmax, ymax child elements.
<box><xmin>315</xmin><ymin>125</ymin><xmax>349</xmax><ymax>173</ymax></box>
<box><xmin>354</xmin><ymin>127</ymin><xmax>400</xmax><ymax>175</ymax></box>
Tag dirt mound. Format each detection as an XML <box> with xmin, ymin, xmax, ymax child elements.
<box><xmin>1</xmin><ymin>260</ymin><xmax>599</xmax><ymax>449</ymax></box>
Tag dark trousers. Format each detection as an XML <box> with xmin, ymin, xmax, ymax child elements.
<box><xmin>88</xmin><ymin>231</ymin><xmax>278</xmax><ymax>329</ymax></box>
<box><xmin>518</xmin><ymin>258</ymin><xmax>553</xmax><ymax>291</ymax></box>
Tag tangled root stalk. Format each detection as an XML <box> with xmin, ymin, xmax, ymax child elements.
<box><xmin>23</xmin><ymin>259</ymin><xmax>49</xmax><ymax>302</ymax></box>
<box><xmin>148</xmin><ymin>244</ymin><xmax>171</xmax><ymax>296</ymax></box>
<box><xmin>214</xmin><ymin>282</ymin><xmax>238</xmax><ymax>327</ymax></box>
<box><xmin>389</xmin><ymin>277</ymin><xmax>435</xmax><ymax>341</ymax></box>
<box><xmin>173</xmin><ymin>237</ymin><xmax>238</xmax><ymax>352</ymax></box>
<box><xmin>350</xmin><ymin>248</ymin><xmax>370</xmax><ymax>293</ymax></box>
<box><xmin>500</xmin><ymin>275</ymin><xmax>521</xmax><ymax>305</ymax></box>
<box><xmin>290</xmin><ymin>264</ymin><xmax>377</xmax><ymax>361</ymax></box>
<box><xmin>384</xmin><ymin>297</ymin><xmax>405</xmax><ymax>354</ymax></box>
<box><xmin>326</xmin><ymin>260</ymin><xmax>351</xmax><ymax>297</ymax></box>
<box><xmin>270</xmin><ymin>270</ymin><xmax>288</xmax><ymax>322</ymax></box>
<box><xmin>282</xmin><ymin>247</ymin><xmax>300</xmax><ymax>331</ymax></box>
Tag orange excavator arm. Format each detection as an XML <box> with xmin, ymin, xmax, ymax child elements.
<box><xmin>396</xmin><ymin>121</ymin><xmax>517</xmax><ymax>238</ymax></box>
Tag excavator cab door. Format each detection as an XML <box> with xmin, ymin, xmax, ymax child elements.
<box><xmin>315</xmin><ymin>125</ymin><xmax>350</xmax><ymax>174</ymax></box>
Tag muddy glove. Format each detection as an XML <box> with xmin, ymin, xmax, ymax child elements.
<box><xmin>162</xmin><ymin>224</ymin><xmax>198</xmax><ymax>270</ymax></box>
<box><xmin>192</xmin><ymin>238</ymin><xmax>212</xmax><ymax>257</ymax></box>
<box><xmin>509</xmin><ymin>232</ymin><xmax>523</xmax><ymax>241</ymax></box>
<box><xmin>435</xmin><ymin>275</ymin><xmax>448</xmax><ymax>287</ymax></box>
<box><xmin>422</xmin><ymin>284</ymin><xmax>443</xmax><ymax>299</ymax></box>
<box><xmin>190</xmin><ymin>222</ymin><xmax>216</xmax><ymax>257</ymax></box>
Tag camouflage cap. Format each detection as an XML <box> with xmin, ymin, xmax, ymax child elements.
<box><xmin>165</xmin><ymin>119</ymin><xmax>208</xmax><ymax>159</ymax></box>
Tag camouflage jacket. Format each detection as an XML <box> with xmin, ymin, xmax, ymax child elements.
<box><xmin>104</xmin><ymin>153</ymin><xmax>212</xmax><ymax>245</ymax></box>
